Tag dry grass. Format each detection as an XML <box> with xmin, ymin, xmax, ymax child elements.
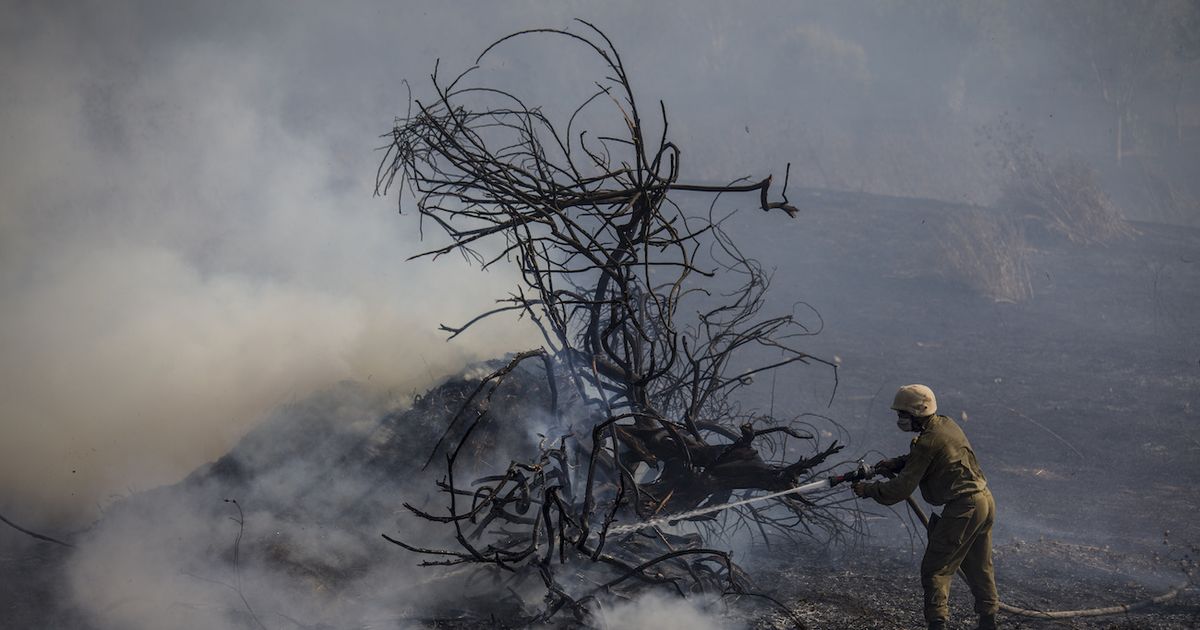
<box><xmin>937</xmin><ymin>119</ymin><xmax>1141</xmax><ymax>303</ymax></box>
<box><xmin>999</xmin><ymin>155</ymin><xmax>1136</xmax><ymax>244</ymax></box>
<box><xmin>939</xmin><ymin>210</ymin><xmax>1034</xmax><ymax>303</ymax></box>
<box><xmin>982</xmin><ymin>118</ymin><xmax>1136</xmax><ymax>244</ymax></box>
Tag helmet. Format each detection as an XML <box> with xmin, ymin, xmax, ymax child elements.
<box><xmin>891</xmin><ymin>384</ymin><xmax>937</xmax><ymax>417</ymax></box>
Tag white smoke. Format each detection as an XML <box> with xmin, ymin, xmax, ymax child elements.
<box><xmin>594</xmin><ymin>592</ymin><xmax>742</xmax><ymax>630</ymax></box>
<box><xmin>0</xmin><ymin>1</ymin><xmax>538</xmax><ymax>526</ymax></box>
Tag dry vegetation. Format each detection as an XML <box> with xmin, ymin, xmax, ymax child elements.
<box><xmin>938</xmin><ymin>210</ymin><xmax>1034</xmax><ymax>303</ymax></box>
<box><xmin>373</xmin><ymin>23</ymin><xmax>857</xmax><ymax>625</ymax></box>
<box><xmin>935</xmin><ymin>119</ymin><xmax>1142</xmax><ymax>303</ymax></box>
<box><xmin>999</xmin><ymin>154</ymin><xmax>1137</xmax><ymax>245</ymax></box>
<box><xmin>987</xmin><ymin>119</ymin><xmax>1136</xmax><ymax>245</ymax></box>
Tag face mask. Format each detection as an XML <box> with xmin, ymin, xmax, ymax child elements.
<box><xmin>896</xmin><ymin>415</ymin><xmax>913</xmax><ymax>432</ymax></box>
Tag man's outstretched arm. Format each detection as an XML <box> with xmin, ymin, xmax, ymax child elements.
<box><xmin>856</xmin><ymin>441</ymin><xmax>932</xmax><ymax>505</ymax></box>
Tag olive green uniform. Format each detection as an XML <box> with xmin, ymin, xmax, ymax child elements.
<box><xmin>861</xmin><ymin>414</ymin><xmax>998</xmax><ymax>625</ymax></box>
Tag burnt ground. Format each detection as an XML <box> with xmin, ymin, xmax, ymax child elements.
<box><xmin>402</xmin><ymin>534</ymin><xmax>1199</xmax><ymax>629</ymax></box>
<box><xmin>3</xmin><ymin>188</ymin><xmax>1199</xmax><ymax>628</ymax></box>
<box><xmin>743</xmin><ymin>540</ymin><xmax>1198</xmax><ymax>629</ymax></box>
<box><xmin>717</xmin><ymin>187</ymin><xmax>1200</xmax><ymax>628</ymax></box>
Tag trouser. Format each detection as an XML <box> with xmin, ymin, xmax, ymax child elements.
<box><xmin>921</xmin><ymin>489</ymin><xmax>998</xmax><ymax>623</ymax></box>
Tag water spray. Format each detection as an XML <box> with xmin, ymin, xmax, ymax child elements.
<box><xmin>606</xmin><ymin>462</ymin><xmax>876</xmax><ymax>536</ymax></box>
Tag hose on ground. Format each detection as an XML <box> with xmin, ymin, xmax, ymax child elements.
<box><xmin>0</xmin><ymin>510</ymin><xmax>73</xmax><ymax>548</ymax></box>
<box><xmin>902</xmin><ymin>497</ymin><xmax>1192</xmax><ymax>620</ymax></box>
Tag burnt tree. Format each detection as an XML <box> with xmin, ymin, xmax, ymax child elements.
<box><xmin>377</xmin><ymin>22</ymin><xmax>858</xmax><ymax>625</ymax></box>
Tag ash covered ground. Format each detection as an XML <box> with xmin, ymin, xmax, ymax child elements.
<box><xmin>3</xmin><ymin>190</ymin><xmax>1198</xmax><ymax>628</ymax></box>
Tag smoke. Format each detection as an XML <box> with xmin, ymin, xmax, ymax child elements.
<box><xmin>594</xmin><ymin>592</ymin><xmax>742</xmax><ymax>630</ymax></box>
<box><xmin>4</xmin><ymin>2</ymin><xmax>1196</xmax><ymax>527</ymax></box>
<box><xmin>2</xmin><ymin>3</ymin><xmax>1198</xmax><ymax>627</ymax></box>
<box><xmin>61</xmin><ymin>381</ymin><xmax>501</xmax><ymax>630</ymax></box>
<box><xmin>0</xmin><ymin>1</ymin><xmax>539</xmax><ymax>526</ymax></box>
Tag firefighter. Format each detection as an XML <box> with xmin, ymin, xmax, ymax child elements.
<box><xmin>852</xmin><ymin>384</ymin><xmax>999</xmax><ymax>630</ymax></box>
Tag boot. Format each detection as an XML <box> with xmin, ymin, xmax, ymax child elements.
<box><xmin>976</xmin><ymin>613</ymin><xmax>998</xmax><ymax>629</ymax></box>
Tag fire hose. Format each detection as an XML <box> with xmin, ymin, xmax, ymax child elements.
<box><xmin>606</xmin><ymin>462</ymin><xmax>880</xmax><ymax>536</ymax></box>
<box><xmin>610</xmin><ymin>462</ymin><xmax>1193</xmax><ymax>620</ymax></box>
<box><xmin>900</xmin><ymin>496</ymin><xmax>1192</xmax><ymax>620</ymax></box>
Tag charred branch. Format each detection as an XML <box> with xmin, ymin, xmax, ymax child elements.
<box><xmin>377</xmin><ymin>20</ymin><xmax>848</xmax><ymax>623</ymax></box>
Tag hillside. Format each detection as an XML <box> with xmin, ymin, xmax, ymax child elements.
<box><xmin>3</xmin><ymin>189</ymin><xmax>1198</xmax><ymax>628</ymax></box>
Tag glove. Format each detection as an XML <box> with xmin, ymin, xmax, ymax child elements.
<box><xmin>851</xmin><ymin>482</ymin><xmax>868</xmax><ymax>498</ymax></box>
<box><xmin>873</xmin><ymin>457</ymin><xmax>902</xmax><ymax>478</ymax></box>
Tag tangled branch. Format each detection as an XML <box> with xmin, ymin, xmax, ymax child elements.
<box><xmin>377</xmin><ymin>21</ymin><xmax>850</xmax><ymax>624</ymax></box>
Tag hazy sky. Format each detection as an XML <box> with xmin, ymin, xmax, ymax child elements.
<box><xmin>2</xmin><ymin>0</ymin><xmax>1195</xmax><ymax>526</ymax></box>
